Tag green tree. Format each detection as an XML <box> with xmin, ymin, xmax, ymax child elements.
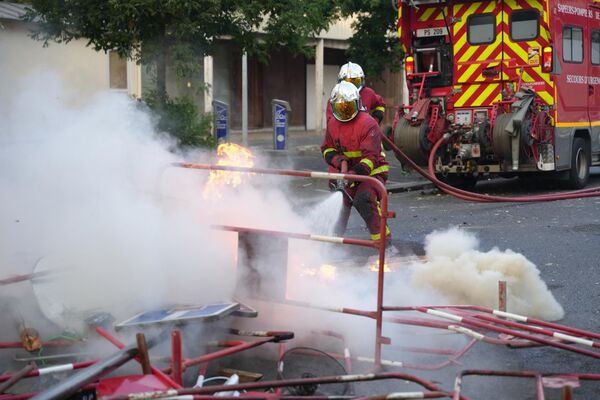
<box><xmin>23</xmin><ymin>0</ymin><xmax>338</xmax><ymax>147</ymax></box>
<box><xmin>338</xmin><ymin>0</ymin><xmax>404</xmax><ymax>80</ymax></box>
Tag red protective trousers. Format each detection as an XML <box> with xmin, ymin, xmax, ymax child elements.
<box><xmin>322</xmin><ymin>112</ymin><xmax>390</xmax><ymax>241</ymax></box>
<box><xmin>334</xmin><ymin>175</ymin><xmax>390</xmax><ymax>241</ymax></box>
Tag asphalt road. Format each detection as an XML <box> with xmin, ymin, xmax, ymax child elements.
<box><xmin>260</xmin><ymin>147</ymin><xmax>600</xmax><ymax>399</ymax></box>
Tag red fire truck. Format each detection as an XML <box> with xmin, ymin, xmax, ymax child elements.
<box><xmin>392</xmin><ymin>0</ymin><xmax>600</xmax><ymax>188</ymax></box>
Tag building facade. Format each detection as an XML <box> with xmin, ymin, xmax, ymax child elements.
<box><xmin>2</xmin><ymin>2</ymin><xmax>402</xmax><ymax>134</ymax></box>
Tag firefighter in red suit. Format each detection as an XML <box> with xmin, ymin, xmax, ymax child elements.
<box><xmin>326</xmin><ymin>62</ymin><xmax>386</xmax><ymax>124</ymax></box>
<box><xmin>321</xmin><ymin>81</ymin><xmax>391</xmax><ymax>241</ymax></box>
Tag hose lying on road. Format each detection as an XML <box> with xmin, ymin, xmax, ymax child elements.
<box><xmin>380</xmin><ymin>133</ymin><xmax>600</xmax><ymax>202</ymax></box>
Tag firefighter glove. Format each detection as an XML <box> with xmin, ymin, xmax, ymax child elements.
<box><xmin>329</xmin><ymin>154</ymin><xmax>349</xmax><ymax>170</ymax></box>
<box><xmin>351</xmin><ymin>162</ymin><xmax>370</xmax><ymax>176</ymax></box>
<box><xmin>371</xmin><ymin>109</ymin><xmax>384</xmax><ymax>124</ymax></box>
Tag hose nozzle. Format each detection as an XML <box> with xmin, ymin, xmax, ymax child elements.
<box><xmin>334</xmin><ymin>178</ymin><xmax>353</xmax><ymax>204</ymax></box>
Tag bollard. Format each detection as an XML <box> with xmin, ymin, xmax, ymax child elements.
<box><xmin>212</xmin><ymin>100</ymin><xmax>229</xmax><ymax>143</ymax></box>
<box><xmin>272</xmin><ymin>99</ymin><xmax>291</xmax><ymax>150</ymax></box>
<box><xmin>498</xmin><ymin>280</ymin><xmax>507</xmax><ymax>312</ymax></box>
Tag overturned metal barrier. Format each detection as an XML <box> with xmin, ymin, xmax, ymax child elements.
<box><xmin>172</xmin><ymin>162</ymin><xmax>394</xmax><ymax>365</ymax></box>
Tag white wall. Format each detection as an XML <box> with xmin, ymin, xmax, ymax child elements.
<box><xmin>0</xmin><ymin>21</ymin><xmax>139</xmax><ymax>107</ymax></box>
<box><xmin>306</xmin><ymin>64</ymin><xmax>339</xmax><ymax>131</ymax></box>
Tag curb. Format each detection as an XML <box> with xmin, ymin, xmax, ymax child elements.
<box><xmin>252</xmin><ymin>145</ymin><xmax>322</xmax><ymax>156</ymax></box>
<box><xmin>386</xmin><ymin>180</ymin><xmax>436</xmax><ymax>193</ymax></box>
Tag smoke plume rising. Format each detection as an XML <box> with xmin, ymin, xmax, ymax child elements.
<box><xmin>0</xmin><ymin>72</ymin><xmax>263</xmax><ymax>333</ymax></box>
<box><xmin>1</xmin><ymin>71</ymin><xmax>564</xmax><ymax>373</ymax></box>
<box><xmin>410</xmin><ymin>227</ymin><xmax>564</xmax><ymax>321</ymax></box>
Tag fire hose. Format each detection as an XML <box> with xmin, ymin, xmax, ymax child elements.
<box><xmin>380</xmin><ymin>133</ymin><xmax>600</xmax><ymax>202</ymax></box>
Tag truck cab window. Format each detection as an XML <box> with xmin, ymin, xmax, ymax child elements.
<box><xmin>467</xmin><ymin>14</ymin><xmax>495</xmax><ymax>45</ymax></box>
<box><xmin>563</xmin><ymin>26</ymin><xmax>583</xmax><ymax>63</ymax></box>
<box><xmin>592</xmin><ymin>30</ymin><xmax>600</xmax><ymax>65</ymax></box>
<box><xmin>510</xmin><ymin>9</ymin><xmax>539</xmax><ymax>41</ymax></box>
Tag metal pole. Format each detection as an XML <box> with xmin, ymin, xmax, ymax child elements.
<box><xmin>315</xmin><ymin>39</ymin><xmax>324</xmax><ymax>134</ymax></box>
<box><xmin>213</xmin><ymin>224</ymin><xmax>377</xmax><ymax>248</ymax></box>
<box><xmin>0</xmin><ymin>360</ymin><xmax>98</xmax><ymax>384</ymax></box>
<box><xmin>106</xmin><ymin>372</ymin><xmax>449</xmax><ymax>400</ymax></box>
<box><xmin>242</xmin><ymin>51</ymin><xmax>248</xmax><ymax>147</ymax></box>
<box><xmin>136</xmin><ymin>333</ymin><xmax>152</xmax><ymax>375</ymax></box>
<box><xmin>0</xmin><ymin>364</ymin><xmax>34</xmax><ymax>394</ymax></box>
<box><xmin>171</xmin><ymin>330</ymin><xmax>183</xmax><ymax>385</ymax></box>
<box><xmin>498</xmin><ymin>280</ymin><xmax>507</xmax><ymax>312</ymax></box>
<box><xmin>95</xmin><ymin>327</ymin><xmax>182</xmax><ymax>389</ymax></box>
<box><xmin>203</xmin><ymin>55</ymin><xmax>214</xmax><ymax>114</ymax></box>
<box><xmin>30</xmin><ymin>342</ymin><xmax>142</xmax><ymax>400</ymax></box>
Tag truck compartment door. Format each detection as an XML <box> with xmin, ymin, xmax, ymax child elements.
<box><xmin>451</xmin><ymin>1</ymin><xmax>503</xmax><ymax>106</ymax></box>
<box><xmin>452</xmin><ymin>1</ymin><xmax>504</xmax><ymax>84</ymax></box>
<box><xmin>502</xmin><ymin>0</ymin><xmax>554</xmax><ymax>106</ymax></box>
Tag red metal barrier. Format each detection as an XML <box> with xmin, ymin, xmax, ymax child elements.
<box><xmin>453</xmin><ymin>370</ymin><xmax>600</xmax><ymax>400</ymax></box>
<box><xmin>95</xmin><ymin>327</ymin><xmax>183</xmax><ymax>389</ymax></box>
<box><xmin>0</xmin><ymin>360</ymin><xmax>98</xmax><ymax>384</ymax></box>
<box><xmin>171</xmin><ymin>162</ymin><xmax>600</xmax><ymax>370</ymax></box>
<box><xmin>105</xmin><ymin>371</ymin><xmax>457</xmax><ymax>400</ymax></box>
<box><xmin>172</xmin><ymin>162</ymin><xmax>393</xmax><ymax>365</ymax></box>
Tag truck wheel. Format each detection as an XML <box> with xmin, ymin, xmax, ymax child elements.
<box><xmin>567</xmin><ymin>137</ymin><xmax>590</xmax><ymax>189</ymax></box>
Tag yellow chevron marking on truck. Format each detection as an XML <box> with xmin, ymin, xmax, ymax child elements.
<box><xmin>539</xmin><ymin>91</ymin><xmax>553</xmax><ymax>105</ymax></box>
<box><xmin>434</xmin><ymin>7</ymin><xmax>449</xmax><ymax>20</ymax></box>
<box><xmin>523</xmin><ymin>0</ymin><xmax>544</xmax><ymax>11</ymax></box>
<box><xmin>453</xmin><ymin>2</ymin><xmax>466</xmax><ymax>15</ymax></box>
<box><xmin>473</xmin><ymin>84</ymin><xmax>500</xmax><ymax>106</ymax></box>
<box><xmin>454</xmin><ymin>85</ymin><xmax>480</xmax><ymax>107</ymax></box>
<box><xmin>419</xmin><ymin>7</ymin><xmax>436</xmax><ymax>21</ymax></box>
<box><xmin>455</xmin><ymin>2</ymin><xmax>499</xmax><ymax>64</ymax></box>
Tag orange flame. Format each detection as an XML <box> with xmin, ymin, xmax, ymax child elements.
<box><xmin>369</xmin><ymin>263</ymin><xmax>393</xmax><ymax>272</ymax></box>
<box><xmin>319</xmin><ymin>264</ymin><xmax>337</xmax><ymax>281</ymax></box>
<box><xmin>203</xmin><ymin>143</ymin><xmax>255</xmax><ymax>198</ymax></box>
<box><xmin>300</xmin><ymin>264</ymin><xmax>337</xmax><ymax>281</ymax></box>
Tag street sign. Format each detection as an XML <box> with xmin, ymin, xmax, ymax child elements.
<box><xmin>212</xmin><ymin>100</ymin><xmax>229</xmax><ymax>143</ymax></box>
<box><xmin>272</xmin><ymin>99</ymin><xmax>291</xmax><ymax>150</ymax></box>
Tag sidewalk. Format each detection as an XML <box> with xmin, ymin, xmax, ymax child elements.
<box><xmin>227</xmin><ymin>129</ymin><xmax>434</xmax><ymax>193</ymax></box>
<box><xmin>228</xmin><ymin>128</ymin><xmax>323</xmax><ymax>154</ymax></box>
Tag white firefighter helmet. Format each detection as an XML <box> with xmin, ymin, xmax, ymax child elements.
<box><xmin>338</xmin><ymin>61</ymin><xmax>365</xmax><ymax>90</ymax></box>
<box><xmin>330</xmin><ymin>80</ymin><xmax>362</xmax><ymax>122</ymax></box>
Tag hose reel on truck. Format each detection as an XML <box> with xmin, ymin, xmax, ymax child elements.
<box><xmin>393</xmin><ymin>117</ymin><xmax>430</xmax><ymax>165</ymax></box>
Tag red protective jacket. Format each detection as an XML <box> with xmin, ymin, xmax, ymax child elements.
<box><xmin>321</xmin><ymin>111</ymin><xmax>389</xmax><ymax>179</ymax></box>
<box><xmin>360</xmin><ymin>87</ymin><xmax>385</xmax><ymax>114</ymax></box>
<box><xmin>326</xmin><ymin>86</ymin><xmax>386</xmax><ymax>122</ymax></box>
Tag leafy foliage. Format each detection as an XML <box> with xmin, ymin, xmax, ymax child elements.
<box><xmin>22</xmin><ymin>0</ymin><xmax>339</xmax><ymax>148</ymax></box>
<box><xmin>23</xmin><ymin>0</ymin><xmax>339</xmax><ymax>74</ymax></box>
<box><xmin>21</xmin><ymin>0</ymin><xmax>403</xmax><ymax>143</ymax></box>
<box><xmin>338</xmin><ymin>0</ymin><xmax>404</xmax><ymax>80</ymax></box>
<box><xmin>144</xmin><ymin>91</ymin><xmax>214</xmax><ymax>148</ymax></box>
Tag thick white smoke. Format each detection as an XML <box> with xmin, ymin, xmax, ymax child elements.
<box><xmin>0</xmin><ymin>72</ymin><xmax>305</xmax><ymax>333</ymax></box>
<box><xmin>410</xmin><ymin>227</ymin><xmax>564</xmax><ymax>321</ymax></box>
<box><xmin>0</xmin><ymin>72</ymin><xmax>563</xmax><ymax>370</ymax></box>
